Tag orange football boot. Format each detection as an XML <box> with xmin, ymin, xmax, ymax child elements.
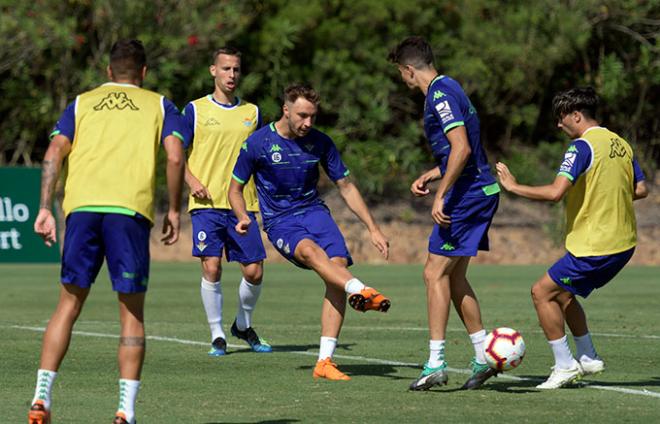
<box><xmin>112</xmin><ymin>411</ymin><xmax>130</xmax><ymax>424</ymax></box>
<box><xmin>313</xmin><ymin>358</ymin><xmax>351</xmax><ymax>381</ymax></box>
<box><xmin>28</xmin><ymin>400</ymin><xmax>50</xmax><ymax>424</ymax></box>
<box><xmin>348</xmin><ymin>287</ymin><xmax>391</xmax><ymax>312</ymax></box>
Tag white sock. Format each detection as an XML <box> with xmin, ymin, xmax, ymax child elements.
<box><xmin>548</xmin><ymin>335</ymin><xmax>575</xmax><ymax>369</ymax></box>
<box><xmin>318</xmin><ymin>336</ymin><xmax>338</xmax><ymax>361</ymax></box>
<box><xmin>117</xmin><ymin>379</ymin><xmax>140</xmax><ymax>424</ymax></box>
<box><xmin>428</xmin><ymin>339</ymin><xmax>446</xmax><ymax>368</ymax></box>
<box><xmin>236</xmin><ymin>278</ymin><xmax>262</xmax><ymax>331</ymax></box>
<box><xmin>469</xmin><ymin>329</ymin><xmax>488</xmax><ymax>364</ymax></box>
<box><xmin>32</xmin><ymin>369</ymin><xmax>57</xmax><ymax>409</ymax></box>
<box><xmin>344</xmin><ymin>278</ymin><xmax>365</xmax><ymax>294</ymax></box>
<box><xmin>200</xmin><ymin>277</ymin><xmax>225</xmax><ymax>341</ymax></box>
<box><xmin>574</xmin><ymin>333</ymin><xmax>598</xmax><ymax>361</ymax></box>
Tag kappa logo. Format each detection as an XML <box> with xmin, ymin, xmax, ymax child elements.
<box><xmin>241</xmin><ymin>141</ymin><xmax>248</xmax><ymax>152</ymax></box>
<box><xmin>270</xmin><ymin>144</ymin><xmax>282</xmax><ymax>152</ymax></box>
<box><xmin>93</xmin><ymin>92</ymin><xmax>139</xmax><ymax>111</ymax></box>
<box><xmin>204</xmin><ymin>118</ymin><xmax>221</xmax><ymax>126</ymax></box>
<box><xmin>434</xmin><ymin>100</ymin><xmax>454</xmax><ymax>124</ymax></box>
<box><xmin>432</xmin><ymin>90</ymin><xmax>446</xmax><ymax>100</ymax></box>
<box><xmin>440</xmin><ymin>242</ymin><xmax>456</xmax><ymax>251</ymax></box>
<box><xmin>609</xmin><ymin>138</ymin><xmax>628</xmax><ymax>159</ymax></box>
<box><xmin>560</xmin><ymin>277</ymin><xmax>572</xmax><ymax>286</ymax></box>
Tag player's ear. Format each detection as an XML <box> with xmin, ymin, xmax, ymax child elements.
<box><xmin>141</xmin><ymin>66</ymin><xmax>147</xmax><ymax>80</ymax></box>
<box><xmin>209</xmin><ymin>64</ymin><xmax>216</xmax><ymax>77</ymax></box>
<box><xmin>106</xmin><ymin>65</ymin><xmax>113</xmax><ymax>81</ymax></box>
<box><xmin>282</xmin><ymin>103</ymin><xmax>289</xmax><ymax>117</ymax></box>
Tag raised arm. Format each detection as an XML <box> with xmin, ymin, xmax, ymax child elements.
<box><xmin>496</xmin><ymin>162</ymin><xmax>572</xmax><ymax>202</ymax></box>
<box><xmin>335</xmin><ymin>177</ymin><xmax>389</xmax><ymax>259</ymax></box>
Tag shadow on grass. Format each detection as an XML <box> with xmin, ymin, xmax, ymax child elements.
<box><xmin>297</xmin><ymin>362</ymin><xmax>419</xmax><ymax>381</ymax></box>
<box><xmin>204</xmin><ymin>420</ymin><xmax>300</xmax><ymax>424</ymax></box>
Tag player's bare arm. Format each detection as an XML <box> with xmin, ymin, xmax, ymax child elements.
<box><xmin>496</xmin><ymin>162</ymin><xmax>572</xmax><ymax>202</ymax></box>
<box><xmin>162</xmin><ymin>135</ymin><xmax>184</xmax><ymax>245</ymax></box>
<box><xmin>184</xmin><ymin>163</ymin><xmax>211</xmax><ymax>200</ymax></box>
<box><xmin>228</xmin><ymin>178</ymin><xmax>251</xmax><ymax>234</ymax></box>
<box><xmin>634</xmin><ymin>180</ymin><xmax>648</xmax><ymax>200</ymax></box>
<box><xmin>431</xmin><ymin>126</ymin><xmax>471</xmax><ymax>226</ymax></box>
<box><xmin>335</xmin><ymin>177</ymin><xmax>389</xmax><ymax>259</ymax></box>
<box><xmin>411</xmin><ymin>166</ymin><xmax>441</xmax><ymax>197</ymax></box>
<box><xmin>34</xmin><ymin>134</ymin><xmax>72</xmax><ymax>246</ymax></box>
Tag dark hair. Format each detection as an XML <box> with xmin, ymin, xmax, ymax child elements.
<box><xmin>109</xmin><ymin>39</ymin><xmax>146</xmax><ymax>79</ymax></box>
<box><xmin>283</xmin><ymin>83</ymin><xmax>320</xmax><ymax>105</ymax></box>
<box><xmin>212</xmin><ymin>46</ymin><xmax>242</xmax><ymax>64</ymax></box>
<box><xmin>387</xmin><ymin>36</ymin><xmax>435</xmax><ymax>69</ymax></box>
<box><xmin>552</xmin><ymin>87</ymin><xmax>599</xmax><ymax>120</ymax></box>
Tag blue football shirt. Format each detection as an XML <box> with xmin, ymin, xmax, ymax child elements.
<box><xmin>232</xmin><ymin>123</ymin><xmax>349</xmax><ymax>228</ymax></box>
<box><xmin>423</xmin><ymin>75</ymin><xmax>498</xmax><ymax>199</ymax></box>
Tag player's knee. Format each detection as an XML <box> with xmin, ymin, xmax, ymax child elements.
<box><xmin>296</xmin><ymin>243</ymin><xmax>322</xmax><ymax>265</ymax></box>
<box><xmin>243</xmin><ymin>264</ymin><xmax>263</xmax><ymax>284</ymax></box>
<box><xmin>530</xmin><ymin>282</ymin><xmax>545</xmax><ymax>305</ymax></box>
<box><xmin>201</xmin><ymin>262</ymin><xmax>222</xmax><ymax>281</ymax></box>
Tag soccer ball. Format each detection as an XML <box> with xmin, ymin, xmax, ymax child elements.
<box><xmin>484</xmin><ymin>327</ymin><xmax>525</xmax><ymax>371</ymax></box>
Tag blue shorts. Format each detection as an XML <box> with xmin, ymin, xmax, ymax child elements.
<box><xmin>428</xmin><ymin>194</ymin><xmax>499</xmax><ymax>257</ymax></box>
<box><xmin>266</xmin><ymin>206</ymin><xmax>352</xmax><ymax>269</ymax></box>
<box><xmin>191</xmin><ymin>209</ymin><xmax>266</xmax><ymax>263</ymax></box>
<box><xmin>61</xmin><ymin>212</ymin><xmax>150</xmax><ymax>294</ymax></box>
<box><xmin>548</xmin><ymin>247</ymin><xmax>635</xmax><ymax>298</ymax></box>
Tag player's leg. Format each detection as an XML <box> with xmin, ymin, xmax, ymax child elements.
<box><xmin>104</xmin><ymin>213</ymin><xmax>150</xmax><ymax>424</ymax></box>
<box><xmin>199</xmin><ymin>256</ymin><xmax>228</xmax><ymax>355</ymax></box>
<box><xmin>447</xmin><ymin>256</ymin><xmax>498</xmax><ymax>389</ymax></box>
<box><xmin>531</xmin><ymin>273</ymin><xmax>582</xmax><ymax>389</ymax></box>
<box><xmin>410</xmin><ymin>253</ymin><xmax>461</xmax><ymax>390</ymax></box>
<box><xmin>29</xmin><ymin>284</ymin><xmax>90</xmax><ymax>424</ymax></box>
<box><xmin>313</xmin><ymin>256</ymin><xmax>351</xmax><ymax>381</ymax></box>
<box><xmin>29</xmin><ymin>212</ymin><xmax>104</xmax><ymax>423</ymax></box>
<box><xmin>564</xmin><ymin>295</ymin><xmax>603</xmax><ymax>375</ymax></box>
<box><xmin>226</xmin><ymin>211</ymin><xmax>271</xmax><ymax>352</ymax></box>
<box><xmin>115</xmin><ymin>291</ymin><xmax>146</xmax><ymax>424</ymax></box>
<box><xmin>192</xmin><ymin>210</ymin><xmax>228</xmax><ymax>355</ymax></box>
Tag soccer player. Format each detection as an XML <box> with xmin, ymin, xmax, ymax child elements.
<box><xmin>181</xmin><ymin>47</ymin><xmax>270</xmax><ymax>356</ymax></box>
<box><xmin>388</xmin><ymin>36</ymin><xmax>501</xmax><ymax>390</ymax></box>
<box><xmin>29</xmin><ymin>40</ymin><xmax>185</xmax><ymax>424</ymax></box>
<box><xmin>228</xmin><ymin>83</ymin><xmax>391</xmax><ymax>381</ymax></box>
<box><xmin>496</xmin><ymin>87</ymin><xmax>648</xmax><ymax>389</ymax></box>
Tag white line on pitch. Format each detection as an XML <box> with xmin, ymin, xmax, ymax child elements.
<box><xmin>9</xmin><ymin>324</ymin><xmax>660</xmax><ymax>399</ymax></box>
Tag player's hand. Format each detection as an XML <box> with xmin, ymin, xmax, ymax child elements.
<box><xmin>235</xmin><ymin>216</ymin><xmax>251</xmax><ymax>235</ymax></box>
<box><xmin>189</xmin><ymin>179</ymin><xmax>211</xmax><ymax>200</ymax></box>
<box><xmin>161</xmin><ymin>210</ymin><xmax>180</xmax><ymax>245</ymax></box>
<box><xmin>431</xmin><ymin>195</ymin><xmax>451</xmax><ymax>227</ymax></box>
<box><xmin>411</xmin><ymin>174</ymin><xmax>431</xmax><ymax>197</ymax></box>
<box><xmin>370</xmin><ymin>228</ymin><xmax>390</xmax><ymax>260</ymax></box>
<box><xmin>496</xmin><ymin>162</ymin><xmax>517</xmax><ymax>192</ymax></box>
<box><xmin>34</xmin><ymin>208</ymin><xmax>56</xmax><ymax>247</ymax></box>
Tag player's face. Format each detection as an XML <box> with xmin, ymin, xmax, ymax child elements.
<box><xmin>284</xmin><ymin>98</ymin><xmax>317</xmax><ymax>137</ymax></box>
<box><xmin>557</xmin><ymin>112</ymin><xmax>580</xmax><ymax>138</ymax></box>
<box><xmin>210</xmin><ymin>54</ymin><xmax>241</xmax><ymax>94</ymax></box>
<box><xmin>397</xmin><ymin>65</ymin><xmax>416</xmax><ymax>89</ymax></box>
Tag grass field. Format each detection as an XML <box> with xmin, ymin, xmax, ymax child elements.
<box><xmin>2</xmin><ymin>262</ymin><xmax>659</xmax><ymax>423</ymax></box>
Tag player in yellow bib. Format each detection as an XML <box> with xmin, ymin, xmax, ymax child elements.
<box><xmin>181</xmin><ymin>47</ymin><xmax>270</xmax><ymax>355</ymax></box>
<box><xmin>497</xmin><ymin>87</ymin><xmax>648</xmax><ymax>389</ymax></box>
<box><xmin>30</xmin><ymin>40</ymin><xmax>185</xmax><ymax>424</ymax></box>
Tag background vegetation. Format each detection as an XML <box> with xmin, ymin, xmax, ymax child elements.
<box><xmin>1</xmin><ymin>0</ymin><xmax>658</xmax><ymax>201</ymax></box>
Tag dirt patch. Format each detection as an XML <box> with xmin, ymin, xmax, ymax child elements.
<box><xmin>151</xmin><ymin>183</ymin><xmax>659</xmax><ymax>265</ymax></box>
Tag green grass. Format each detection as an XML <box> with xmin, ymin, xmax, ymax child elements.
<box><xmin>2</xmin><ymin>263</ymin><xmax>660</xmax><ymax>423</ymax></box>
